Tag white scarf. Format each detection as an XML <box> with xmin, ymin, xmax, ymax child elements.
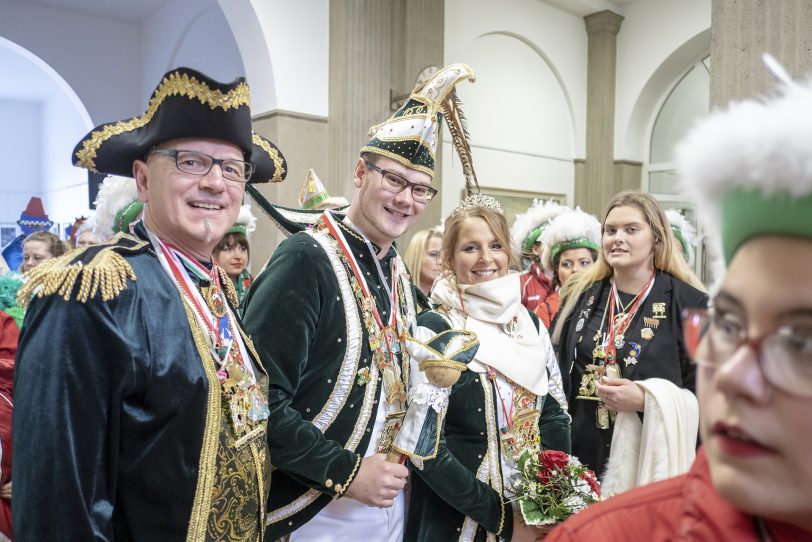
<box><xmin>430</xmin><ymin>272</ymin><xmax>548</xmax><ymax>396</ymax></box>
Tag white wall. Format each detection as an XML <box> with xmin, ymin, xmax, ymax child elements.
<box><xmin>141</xmin><ymin>0</ymin><xmax>245</xmax><ymax>103</ymax></box>
<box><xmin>442</xmin><ymin>0</ymin><xmax>587</xmax><ymax>217</ymax></box>
<box><xmin>248</xmin><ymin>0</ymin><xmax>329</xmax><ymax>116</ymax></box>
<box><xmin>0</xmin><ymin>100</ymin><xmax>41</xmax><ymax>223</ymax></box>
<box><xmin>41</xmin><ymin>90</ymin><xmax>94</xmax><ymax>224</ymax></box>
<box><xmin>615</xmin><ymin>0</ymin><xmax>711</xmax><ymax>161</ymax></box>
<box><xmin>0</xmin><ymin>0</ymin><xmax>142</xmax><ymax>125</ymax></box>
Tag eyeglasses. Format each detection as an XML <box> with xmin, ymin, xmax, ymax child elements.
<box><xmin>683</xmin><ymin>308</ymin><xmax>812</xmax><ymax>397</ymax></box>
<box><xmin>148</xmin><ymin>149</ymin><xmax>255</xmax><ymax>183</ymax></box>
<box><xmin>364</xmin><ymin>161</ymin><xmax>437</xmax><ymax>203</ymax></box>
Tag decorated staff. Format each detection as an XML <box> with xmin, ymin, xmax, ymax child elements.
<box><xmin>388</xmin><ymin>329</ymin><xmax>478</xmax><ymax>465</ymax></box>
<box><xmin>12</xmin><ymin>67</ymin><xmax>286</xmax><ymax>541</ymax></box>
<box><xmin>242</xmin><ymin>63</ymin><xmax>476</xmax><ymax>542</ymax></box>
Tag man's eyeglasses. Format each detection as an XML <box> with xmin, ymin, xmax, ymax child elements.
<box><xmin>364</xmin><ymin>161</ymin><xmax>437</xmax><ymax>203</ymax></box>
<box><xmin>683</xmin><ymin>308</ymin><xmax>812</xmax><ymax>397</ymax></box>
<box><xmin>148</xmin><ymin>149</ymin><xmax>255</xmax><ymax>183</ymax></box>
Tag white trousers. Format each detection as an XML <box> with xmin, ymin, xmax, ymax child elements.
<box><xmin>289</xmin><ymin>489</ymin><xmax>405</xmax><ymax>542</ymax></box>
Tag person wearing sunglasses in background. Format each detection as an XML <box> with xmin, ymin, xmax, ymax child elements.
<box><xmin>547</xmin><ymin>57</ymin><xmax>812</xmax><ymax>541</ymax></box>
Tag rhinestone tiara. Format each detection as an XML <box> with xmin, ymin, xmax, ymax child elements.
<box><xmin>451</xmin><ymin>193</ymin><xmax>504</xmax><ymax>216</ymax></box>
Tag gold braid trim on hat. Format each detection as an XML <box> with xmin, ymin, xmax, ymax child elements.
<box><xmin>18</xmin><ymin>244</ymin><xmax>140</xmax><ymax>307</ymax></box>
<box><xmin>251</xmin><ymin>133</ymin><xmax>287</xmax><ymax>183</ymax></box>
<box><xmin>75</xmin><ymin>72</ymin><xmax>251</xmax><ymax>171</ymax></box>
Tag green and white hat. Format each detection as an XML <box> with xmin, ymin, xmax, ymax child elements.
<box><xmin>298</xmin><ymin>169</ymin><xmax>349</xmax><ymax>210</ymax></box>
<box><xmin>227</xmin><ymin>205</ymin><xmax>257</xmax><ymax>237</ymax></box>
<box><xmin>360</xmin><ymin>63</ymin><xmax>476</xmax><ymax>181</ymax></box>
<box><xmin>92</xmin><ymin>175</ymin><xmax>142</xmax><ymax>238</ymax></box>
<box><xmin>539</xmin><ymin>207</ymin><xmax>601</xmax><ymax>273</ymax></box>
<box><xmin>665</xmin><ymin>209</ymin><xmax>697</xmax><ymax>266</ymax></box>
<box><xmin>510</xmin><ymin>199</ymin><xmax>569</xmax><ymax>261</ymax></box>
<box><xmin>677</xmin><ymin>54</ymin><xmax>812</xmax><ymax>265</ymax></box>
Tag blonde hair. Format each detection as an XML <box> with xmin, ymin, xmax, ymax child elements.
<box><xmin>552</xmin><ymin>191</ymin><xmax>705</xmax><ymax>343</ymax></box>
<box><xmin>403</xmin><ymin>229</ymin><xmax>442</xmax><ymax>284</ymax></box>
<box><xmin>441</xmin><ymin>206</ymin><xmax>517</xmax><ymax>278</ymax></box>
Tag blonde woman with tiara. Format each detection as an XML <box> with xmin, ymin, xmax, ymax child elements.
<box><xmin>553</xmin><ymin>191</ymin><xmax>707</xmax><ymax>495</ymax></box>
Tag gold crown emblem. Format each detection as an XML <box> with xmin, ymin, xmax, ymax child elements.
<box><xmin>452</xmin><ymin>193</ymin><xmax>504</xmax><ymax>216</ymax></box>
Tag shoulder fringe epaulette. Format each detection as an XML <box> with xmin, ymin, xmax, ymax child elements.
<box><xmin>217</xmin><ymin>266</ymin><xmax>240</xmax><ymax>308</ymax></box>
<box><xmin>18</xmin><ymin>234</ymin><xmax>148</xmax><ymax>307</ymax></box>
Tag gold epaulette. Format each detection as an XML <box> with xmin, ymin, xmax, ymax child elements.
<box><xmin>18</xmin><ymin>233</ymin><xmax>149</xmax><ymax>307</ymax></box>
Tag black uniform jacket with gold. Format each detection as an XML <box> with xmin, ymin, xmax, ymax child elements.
<box><xmin>13</xmin><ymin>223</ymin><xmax>270</xmax><ymax>541</ymax></box>
<box><xmin>556</xmin><ymin>271</ymin><xmax>708</xmax><ymax>474</ymax></box>
<box><xmin>243</xmin><ymin>222</ymin><xmax>417</xmax><ymax>540</ymax></box>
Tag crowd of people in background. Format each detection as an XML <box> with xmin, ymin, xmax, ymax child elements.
<box><xmin>0</xmin><ymin>55</ymin><xmax>810</xmax><ymax>542</ymax></box>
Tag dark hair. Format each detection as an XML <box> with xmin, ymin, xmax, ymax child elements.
<box><xmin>551</xmin><ymin>247</ymin><xmax>598</xmax><ymax>290</ymax></box>
<box><xmin>24</xmin><ymin>231</ymin><xmax>67</xmax><ymax>258</ymax></box>
<box><xmin>213</xmin><ymin>232</ymin><xmax>249</xmax><ymax>260</ymax></box>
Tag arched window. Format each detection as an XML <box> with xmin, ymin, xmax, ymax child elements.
<box><xmin>647</xmin><ymin>55</ymin><xmax>710</xmax><ymax>279</ymax></box>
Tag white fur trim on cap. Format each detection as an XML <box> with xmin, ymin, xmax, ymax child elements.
<box><xmin>93</xmin><ymin>175</ymin><xmax>139</xmax><ymax>240</ymax></box>
<box><xmin>510</xmin><ymin>199</ymin><xmax>569</xmax><ymax>260</ymax></box>
<box><xmin>539</xmin><ymin>208</ymin><xmax>601</xmax><ymax>272</ymax></box>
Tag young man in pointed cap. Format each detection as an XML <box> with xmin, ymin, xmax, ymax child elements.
<box><xmin>243</xmin><ymin>64</ymin><xmax>476</xmax><ymax>541</ymax></box>
<box><xmin>547</xmin><ymin>57</ymin><xmax>812</xmax><ymax>541</ymax></box>
<box><xmin>13</xmin><ymin>67</ymin><xmax>287</xmax><ymax>541</ymax></box>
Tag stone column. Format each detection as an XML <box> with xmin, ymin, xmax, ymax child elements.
<box><xmin>711</xmin><ymin>0</ymin><xmax>812</xmax><ymax>107</ymax></box>
<box><xmin>580</xmin><ymin>10</ymin><xmax>624</xmax><ymax>216</ymax></box>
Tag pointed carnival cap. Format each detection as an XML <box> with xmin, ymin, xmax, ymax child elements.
<box><xmin>539</xmin><ymin>207</ymin><xmax>601</xmax><ymax>273</ymax></box>
<box><xmin>17</xmin><ymin>197</ymin><xmax>53</xmax><ymax>235</ymax></box>
<box><xmin>361</xmin><ymin>63</ymin><xmax>477</xmax><ymax>183</ymax></box>
<box><xmin>298</xmin><ymin>169</ymin><xmax>349</xmax><ymax>210</ymax></box>
<box><xmin>677</xmin><ymin>54</ymin><xmax>812</xmax><ymax>265</ymax></box>
<box><xmin>92</xmin><ymin>175</ymin><xmax>142</xmax><ymax>238</ymax></box>
<box><xmin>510</xmin><ymin>199</ymin><xmax>570</xmax><ymax>260</ymax></box>
<box><xmin>227</xmin><ymin>204</ymin><xmax>257</xmax><ymax>237</ymax></box>
<box><xmin>664</xmin><ymin>209</ymin><xmax>698</xmax><ymax>267</ymax></box>
<box><xmin>72</xmin><ymin>67</ymin><xmax>287</xmax><ymax>184</ymax></box>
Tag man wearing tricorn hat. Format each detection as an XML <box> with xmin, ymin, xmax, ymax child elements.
<box><xmin>243</xmin><ymin>64</ymin><xmax>476</xmax><ymax>540</ymax></box>
<box><xmin>12</xmin><ymin>67</ymin><xmax>287</xmax><ymax>541</ymax></box>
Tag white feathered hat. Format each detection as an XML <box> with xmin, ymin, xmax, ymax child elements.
<box><xmin>677</xmin><ymin>53</ymin><xmax>812</xmax><ymax>265</ymax></box>
<box><xmin>664</xmin><ymin>209</ymin><xmax>698</xmax><ymax>266</ymax></box>
<box><xmin>92</xmin><ymin>175</ymin><xmax>141</xmax><ymax>239</ymax></box>
<box><xmin>510</xmin><ymin>199</ymin><xmax>569</xmax><ymax>261</ymax></box>
<box><xmin>227</xmin><ymin>204</ymin><xmax>257</xmax><ymax>237</ymax></box>
<box><xmin>539</xmin><ymin>208</ymin><xmax>601</xmax><ymax>273</ymax></box>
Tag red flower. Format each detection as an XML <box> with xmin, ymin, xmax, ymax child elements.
<box><xmin>537</xmin><ymin>469</ymin><xmax>550</xmax><ymax>484</ymax></box>
<box><xmin>539</xmin><ymin>450</ymin><xmax>570</xmax><ymax>471</ymax></box>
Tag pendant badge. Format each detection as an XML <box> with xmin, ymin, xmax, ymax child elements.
<box><xmin>356</xmin><ymin>366</ymin><xmax>371</xmax><ymax>386</ymax></box>
<box><xmin>205</xmin><ymin>284</ymin><xmax>228</xmax><ymax>318</ymax></box>
<box><xmin>575</xmin><ymin>318</ymin><xmax>585</xmax><ymax>332</ymax></box>
<box><xmin>641</xmin><ymin>328</ymin><xmax>655</xmax><ymax>341</ymax></box>
<box><xmin>587</xmin><ymin>295</ymin><xmax>595</xmax><ymax>307</ymax></box>
<box><xmin>653</xmin><ymin>302</ymin><xmax>667</xmax><ymax>319</ymax></box>
<box><xmin>614</xmin><ymin>334</ymin><xmax>625</xmax><ymax>350</ymax></box>
<box><xmin>596</xmin><ymin>404</ymin><xmax>610</xmax><ymax>430</ymax></box>
<box><xmin>624</xmin><ymin>342</ymin><xmax>642</xmax><ymax>366</ymax></box>
<box><xmin>643</xmin><ymin>316</ymin><xmax>660</xmax><ymax>329</ymax></box>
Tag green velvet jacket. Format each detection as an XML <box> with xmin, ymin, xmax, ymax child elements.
<box><xmin>404</xmin><ymin>310</ymin><xmax>572</xmax><ymax>542</ymax></box>
<box><xmin>243</xmin><ymin>220</ymin><xmax>418</xmax><ymax>540</ymax></box>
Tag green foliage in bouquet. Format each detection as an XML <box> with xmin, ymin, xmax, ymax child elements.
<box><xmin>512</xmin><ymin>449</ymin><xmax>601</xmax><ymax>526</ymax></box>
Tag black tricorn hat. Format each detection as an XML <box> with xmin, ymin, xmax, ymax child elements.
<box><xmin>72</xmin><ymin>67</ymin><xmax>286</xmax><ymax>184</ymax></box>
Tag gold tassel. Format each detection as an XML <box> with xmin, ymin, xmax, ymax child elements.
<box><xmin>18</xmin><ymin>246</ymin><xmax>137</xmax><ymax>307</ymax></box>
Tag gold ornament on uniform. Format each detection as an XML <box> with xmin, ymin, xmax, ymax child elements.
<box><xmin>451</xmin><ymin>193</ymin><xmax>504</xmax><ymax>217</ymax></box>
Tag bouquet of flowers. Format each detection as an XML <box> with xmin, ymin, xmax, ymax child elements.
<box><xmin>510</xmin><ymin>449</ymin><xmax>602</xmax><ymax>525</ymax></box>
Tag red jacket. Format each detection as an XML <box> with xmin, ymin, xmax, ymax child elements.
<box><xmin>547</xmin><ymin>448</ymin><xmax>809</xmax><ymax>541</ymax></box>
<box><xmin>519</xmin><ymin>263</ymin><xmax>552</xmax><ymax>313</ymax></box>
<box><xmin>0</xmin><ymin>311</ymin><xmax>16</xmax><ymax>540</ymax></box>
